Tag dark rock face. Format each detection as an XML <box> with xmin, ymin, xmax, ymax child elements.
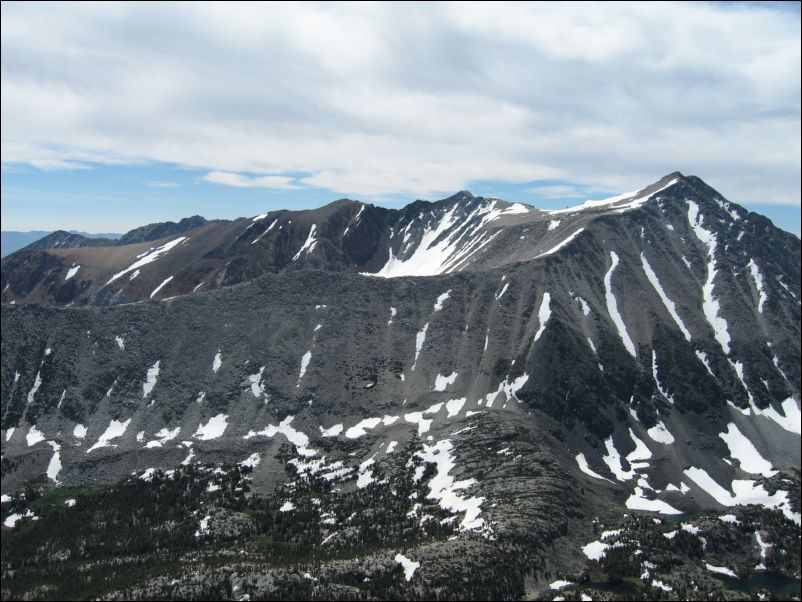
<box><xmin>118</xmin><ymin>215</ymin><xmax>209</xmax><ymax>245</ymax></box>
<box><xmin>1</xmin><ymin>173</ymin><xmax>800</xmax><ymax>599</ymax></box>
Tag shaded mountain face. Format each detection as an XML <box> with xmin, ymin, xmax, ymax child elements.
<box><xmin>1</xmin><ymin>172</ymin><xmax>800</xmax><ymax>599</ymax></box>
<box><xmin>117</xmin><ymin>215</ymin><xmax>208</xmax><ymax>245</ymax></box>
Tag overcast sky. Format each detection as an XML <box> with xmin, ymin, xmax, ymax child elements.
<box><xmin>2</xmin><ymin>1</ymin><xmax>800</xmax><ymax>235</ymax></box>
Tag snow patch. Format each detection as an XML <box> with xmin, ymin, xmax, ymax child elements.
<box><xmin>535</xmin><ymin>228</ymin><xmax>585</xmax><ymax>258</ymax></box>
<box><xmin>107</xmin><ymin>237</ymin><xmax>187</xmax><ymax>284</ymax></box>
<box><xmin>718</xmin><ymin>422</ymin><xmax>776</xmax><ymax>477</ymax></box>
<box><xmin>193</xmin><ymin>414</ymin><xmax>229</xmax><ymax>440</ymax></box>
<box><xmin>4</xmin><ymin>509</ymin><xmax>36</xmax><ymax>528</ymax></box>
<box><xmin>434</xmin><ymin>372</ymin><xmax>457</xmax><ymax>391</ymax></box>
<box><xmin>371</xmin><ymin>201</ymin><xmax>510</xmax><ymax>277</ymax></box>
<box><xmin>149</xmin><ymin>275</ymin><xmax>173</xmax><ymax>298</ymax></box>
<box><xmin>571</xmin><ymin>292</ymin><xmax>591</xmax><ymax>316</ymax></box>
<box><xmin>748</xmin><ymin>259</ymin><xmax>768</xmax><ymax>313</ymax></box>
<box><xmin>652</xmin><ymin>579</ymin><xmax>673</xmax><ymax>592</ymax></box>
<box><xmin>546</xmin><ymin>181</ymin><xmax>677</xmax><ymax>215</ymax></box>
<box><xmin>445</xmin><ymin>398</ymin><xmax>467</xmax><ymax>418</ymax></box>
<box><xmin>627</xmin><ymin>429</ymin><xmax>652</xmax><ymax>463</ymax></box>
<box><xmin>395</xmin><ymin>553</ymin><xmax>420</xmax><ymax>581</ymax></box>
<box><xmin>695</xmin><ymin>351</ymin><xmax>715</xmax><ymax>377</ymax></box>
<box><xmin>404</xmin><ymin>403</ymin><xmax>443</xmax><ymax>436</ymax></box>
<box><xmin>602</xmin><ymin>437</ymin><xmax>636</xmax><ymax>481</ymax></box>
<box><xmin>758</xmin><ymin>398</ymin><xmax>801</xmax><ymax>434</ymax></box>
<box><xmin>582</xmin><ymin>540</ymin><xmax>609</xmax><ymax>560</ymax></box>
<box><xmin>298</xmin><ymin>350</ymin><xmax>312</xmax><ymax>384</ymax></box>
<box><xmin>320</xmin><ymin>423</ymin><xmax>344</xmax><ymax>437</ymax></box>
<box><xmin>411</xmin><ymin>323</ymin><xmax>429</xmax><ymax>371</ymax></box>
<box><xmin>142</xmin><ymin>360</ymin><xmax>160</xmax><ymax>397</ymax></box>
<box><xmin>626</xmin><ymin>484</ymin><xmax>682</xmax><ymax>514</ymax></box>
<box><xmin>753</xmin><ymin>530</ymin><xmax>770</xmax><ymax>558</ymax></box>
<box><xmin>641</xmin><ymin>254</ymin><xmax>691</xmax><ymax>341</ymax></box>
<box><xmin>46</xmin><ymin>441</ymin><xmax>62</xmax><ymax>481</ymax></box>
<box><xmin>433</xmin><ymin>290</ymin><xmax>451</xmax><ymax>312</ymax></box>
<box><xmin>292</xmin><ymin>225</ymin><xmax>318</xmax><ymax>261</ymax></box>
<box><xmin>245</xmin><ymin>415</ymin><xmax>314</xmax><ymax>456</ymax></box>
<box><xmin>250</xmin><ymin>218</ymin><xmax>278</xmax><ymax>244</ymax></box>
<box><xmin>345</xmin><ymin>417</ymin><xmax>382</xmax><ymax>439</ymax></box>
<box><xmin>241</xmin><ymin>452</ymin><xmax>261</xmax><ymax>469</ymax></box>
<box><xmin>195</xmin><ymin>514</ymin><xmax>211</xmax><ymax>537</ymax></box>
<box><xmin>705</xmin><ymin>563</ymin><xmax>737</xmax><ymax>578</ymax></box>
<box><xmin>533</xmin><ymin>292</ymin><xmax>551</xmax><ymax>342</ymax></box>
<box><xmin>647</xmin><ymin>421</ymin><xmax>675</xmax><ymax>445</ymax></box>
<box><xmin>65</xmin><ymin>265</ymin><xmax>80</xmax><ymax>280</ymax></box>
<box><xmin>26</xmin><ymin>371</ymin><xmax>42</xmax><ymax>404</ymax></box>
<box><xmin>683</xmin><ymin>466</ymin><xmax>799</xmax><ymax>524</ymax></box>
<box><xmin>605</xmin><ymin>252</ymin><xmax>636</xmax><ymax>356</ymax></box>
<box><xmin>27</xmin><ymin>425</ymin><xmax>45</xmax><ymax>446</ymax></box>
<box><xmin>416</xmin><ymin>439</ymin><xmax>485</xmax><ymax>531</ymax></box>
<box><xmin>356</xmin><ymin>458</ymin><xmax>376</xmax><ymax>488</ymax></box>
<box><xmin>248</xmin><ymin>366</ymin><xmax>267</xmax><ymax>398</ymax></box>
<box><xmin>687</xmin><ymin>201</ymin><xmax>730</xmax><ymax>354</ymax></box>
<box><xmin>482</xmin><ymin>373</ymin><xmax>529</xmax><ymax>407</ymax></box>
<box><xmin>652</xmin><ymin>351</ymin><xmax>674</xmax><ymax>404</ymax></box>
<box><xmin>575</xmin><ymin>453</ymin><xmax>613</xmax><ymax>483</ymax></box>
<box><xmin>145</xmin><ymin>426</ymin><xmax>181</xmax><ymax>448</ymax></box>
<box><xmin>87</xmin><ymin>418</ymin><xmax>132</xmax><ymax>452</ymax></box>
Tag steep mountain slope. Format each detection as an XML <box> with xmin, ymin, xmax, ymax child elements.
<box><xmin>1</xmin><ymin>172</ymin><xmax>800</xmax><ymax>600</ymax></box>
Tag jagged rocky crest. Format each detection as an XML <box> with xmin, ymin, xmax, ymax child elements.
<box><xmin>1</xmin><ymin>172</ymin><xmax>800</xmax><ymax>600</ymax></box>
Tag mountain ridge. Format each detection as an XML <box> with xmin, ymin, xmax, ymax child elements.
<box><xmin>1</xmin><ymin>171</ymin><xmax>800</xmax><ymax>600</ymax></box>
<box><xmin>7</xmin><ymin>172</ymin><xmax>772</xmax><ymax>308</ymax></box>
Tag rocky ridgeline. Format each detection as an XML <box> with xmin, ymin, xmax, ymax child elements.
<box><xmin>1</xmin><ymin>173</ymin><xmax>800</xmax><ymax>599</ymax></box>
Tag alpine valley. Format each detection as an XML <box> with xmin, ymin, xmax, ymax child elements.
<box><xmin>1</xmin><ymin>172</ymin><xmax>800</xmax><ymax>601</ymax></box>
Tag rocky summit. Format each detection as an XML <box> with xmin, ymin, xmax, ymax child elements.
<box><xmin>1</xmin><ymin>172</ymin><xmax>800</xmax><ymax>600</ymax></box>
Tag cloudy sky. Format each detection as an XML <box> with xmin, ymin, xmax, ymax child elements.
<box><xmin>2</xmin><ymin>1</ymin><xmax>800</xmax><ymax>234</ymax></box>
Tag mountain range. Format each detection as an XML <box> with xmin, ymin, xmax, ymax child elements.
<box><xmin>1</xmin><ymin>172</ymin><xmax>799</xmax><ymax>600</ymax></box>
<box><xmin>1</xmin><ymin>230</ymin><xmax>125</xmax><ymax>259</ymax></box>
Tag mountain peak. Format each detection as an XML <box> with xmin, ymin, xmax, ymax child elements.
<box><xmin>650</xmin><ymin>171</ymin><xmax>685</xmax><ymax>189</ymax></box>
<box><xmin>634</xmin><ymin>171</ymin><xmax>686</xmax><ymax>200</ymax></box>
<box><xmin>442</xmin><ymin>190</ymin><xmax>476</xmax><ymax>204</ymax></box>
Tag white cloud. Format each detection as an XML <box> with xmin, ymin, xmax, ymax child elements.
<box><xmin>144</xmin><ymin>180</ymin><xmax>178</xmax><ymax>188</ymax></box>
<box><xmin>202</xmin><ymin>171</ymin><xmax>299</xmax><ymax>189</ymax></box>
<box><xmin>524</xmin><ymin>183</ymin><xmax>615</xmax><ymax>200</ymax></box>
<box><xmin>1</xmin><ymin>2</ymin><xmax>799</xmax><ymax>204</ymax></box>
